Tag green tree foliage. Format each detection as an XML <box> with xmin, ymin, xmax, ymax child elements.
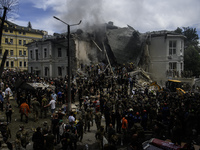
<box><xmin>183</xmin><ymin>27</ymin><xmax>199</xmax><ymax>48</ymax></box>
<box><xmin>174</xmin><ymin>27</ymin><xmax>182</xmax><ymax>34</ymax></box>
<box><xmin>175</xmin><ymin>27</ymin><xmax>199</xmax><ymax>47</ymax></box>
<box><xmin>27</xmin><ymin>21</ymin><xmax>32</xmax><ymax>28</ymax></box>
<box><xmin>184</xmin><ymin>46</ymin><xmax>200</xmax><ymax>76</ymax></box>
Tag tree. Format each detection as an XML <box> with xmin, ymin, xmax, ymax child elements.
<box><xmin>0</xmin><ymin>0</ymin><xmax>19</xmax><ymax>77</ymax></box>
<box><xmin>174</xmin><ymin>27</ymin><xmax>199</xmax><ymax>48</ymax></box>
<box><xmin>175</xmin><ymin>27</ymin><xmax>200</xmax><ymax>77</ymax></box>
<box><xmin>184</xmin><ymin>46</ymin><xmax>200</xmax><ymax>76</ymax></box>
<box><xmin>174</xmin><ymin>27</ymin><xmax>182</xmax><ymax>34</ymax></box>
<box><xmin>27</xmin><ymin>21</ymin><xmax>32</xmax><ymax>28</ymax></box>
<box><xmin>0</xmin><ymin>0</ymin><xmax>19</xmax><ymax>46</ymax></box>
<box><xmin>183</xmin><ymin>27</ymin><xmax>199</xmax><ymax>48</ymax></box>
<box><xmin>0</xmin><ymin>0</ymin><xmax>19</xmax><ymax>17</ymax></box>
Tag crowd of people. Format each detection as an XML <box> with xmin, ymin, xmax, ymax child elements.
<box><xmin>0</xmin><ymin>62</ymin><xmax>199</xmax><ymax>150</ymax></box>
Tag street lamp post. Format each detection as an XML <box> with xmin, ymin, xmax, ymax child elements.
<box><xmin>53</xmin><ymin>16</ymin><xmax>81</xmax><ymax>114</ymax></box>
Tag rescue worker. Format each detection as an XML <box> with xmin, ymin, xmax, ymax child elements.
<box><xmin>16</xmin><ymin>125</ymin><xmax>29</xmax><ymax>149</ymax></box>
<box><xmin>42</xmin><ymin>121</ymin><xmax>49</xmax><ymax>135</ymax></box>
<box><xmin>121</xmin><ymin>115</ymin><xmax>128</xmax><ymax>145</ymax></box>
<box><xmin>0</xmin><ymin>90</ymin><xmax>4</xmax><ymax>112</ymax></box>
<box><xmin>58</xmin><ymin>120</ymin><xmax>65</xmax><ymax>144</ymax></box>
<box><xmin>85</xmin><ymin>108</ymin><xmax>92</xmax><ymax>132</ymax></box>
<box><xmin>61</xmin><ymin>125</ymin><xmax>74</xmax><ymax>150</ymax></box>
<box><xmin>70</xmin><ymin>122</ymin><xmax>78</xmax><ymax>149</ymax></box>
<box><xmin>95</xmin><ymin>125</ymin><xmax>105</xmax><ymax>150</ymax></box>
<box><xmin>44</xmin><ymin>130</ymin><xmax>55</xmax><ymax>150</ymax></box>
<box><xmin>31</xmin><ymin>98</ymin><xmax>40</xmax><ymax>122</ymax></box>
<box><xmin>19</xmin><ymin>100</ymin><xmax>30</xmax><ymax>123</ymax></box>
<box><xmin>107</xmin><ymin>123</ymin><xmax>116</xmax><ymax>145</ymax></box>
<box><xmin>77</xmin><ymin>117</ymin><xmax>84</xmax><ymax>142</ymax></box>
<box><xmin>95</xmin><ymin>108</ymin><xmax>102</xmax><ymax>130</ymax></box>
<box><xmin>40</xmin><ymin>94</ymin><xmax>48</xmax><ymax>118</ymax></box>
<box><xmin>5</xmin><ymin>102</ymin><xmax>12</xmax><ymax>124</ymax></box>
<box><xmin>32</xmin><ymin>127</ymin><xmax>44</xmax><ymax>150</ymax></box>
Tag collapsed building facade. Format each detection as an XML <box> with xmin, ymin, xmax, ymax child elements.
<box><xmin>27</xmin><ymin>22</ymin><xmax>185</xmax><ymax>85</ymax></box>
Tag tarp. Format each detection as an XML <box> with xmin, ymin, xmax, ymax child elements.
<box><xmin>15</xmin><ymin>80</ymin><xmax>36</xmax><ymax>91</ymax></box>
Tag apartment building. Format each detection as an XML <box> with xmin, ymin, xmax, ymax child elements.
<box><xmin>0</xmin><ymin>19</ymin><xmax>45</xmax><ymax>71</ymax></box>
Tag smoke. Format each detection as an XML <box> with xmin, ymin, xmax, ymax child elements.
<box><xmin>60</xmin><ymin>0</ymin><xmax>105</xmax><ymax>30</ymax></box>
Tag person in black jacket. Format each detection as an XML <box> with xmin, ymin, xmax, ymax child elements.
<box><xmin>32</xmin><ymin>127</ymin><xmax>44</xmax><ymax>150</ymax></box>
<box><xmin>5</xmin><ymin>102</ymin><xmax>12</xmax><ymax>124</ymax></box>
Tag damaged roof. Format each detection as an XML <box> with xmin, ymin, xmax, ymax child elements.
<box><xmin>106</xmin><ymin>25</ymin><xmax>144</xmax><ymax>65</ymax></box>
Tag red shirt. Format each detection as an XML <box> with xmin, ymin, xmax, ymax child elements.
<box><xmin>19</xmin><ymin>102</ymin><xmax>30</xmax><ymax>115</ymax></box>
<box><xmin>122</xmin><ymin>117</ymin><xmax>128</xmax><ymax>129</ymax></box>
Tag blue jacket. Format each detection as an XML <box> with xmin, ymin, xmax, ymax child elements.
<box><xmin>0</xmin><ymin>94</ymin><xmax>4</xmax><ymax>102</ymax></box>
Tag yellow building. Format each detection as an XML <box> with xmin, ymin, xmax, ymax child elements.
<box><xmin>0</xmin><ymin>19</ymin><xmax>45</xmax><ymax>71</ymax></box>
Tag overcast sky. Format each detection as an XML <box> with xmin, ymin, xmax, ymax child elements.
<box><xmin>7</xmin><ymin>0</ymin><xmax>200</xmax><ymax>37</ymax></box>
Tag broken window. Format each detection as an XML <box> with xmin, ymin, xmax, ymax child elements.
<box><xmin>169</xmin><ymin>41</ymin><xmax>176</xmax><ymax>55</ymax></box>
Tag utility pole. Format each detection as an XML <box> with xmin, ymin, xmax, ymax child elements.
<box><xmin>53</xmin><ymin>16</ymin><xmax>81</xmax><ymax>114</ymax></box>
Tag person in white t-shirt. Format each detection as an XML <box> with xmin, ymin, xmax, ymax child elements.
<box><xmin>68</xmin><ymin>112</ymin><xmax>75</xmax><ymax>124</ymax></box>
<box><xmin>44</xmin><ymin>97</ymin><xmax>56</xmax><ymax>116</ymax></box>
<box><xmin>5</xmin><ymin>85</ymin><xmax>12</xmax><ymax>102</ymax></box>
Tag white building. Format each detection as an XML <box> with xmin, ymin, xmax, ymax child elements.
<box><xmin>27</xmin><ymin>36</ymin><xmax>76</xmax><ymax>78</ymax></box>
<box><xmin>146</xmin><ymin>31</ymin><xmax>185</xmax><ymax>85</ymax></box>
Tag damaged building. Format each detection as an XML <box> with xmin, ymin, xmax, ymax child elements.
<box><xmin>27</xmin><ymin>22</ymin><xmax>185</xmax><ymax>84</ymax></box>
